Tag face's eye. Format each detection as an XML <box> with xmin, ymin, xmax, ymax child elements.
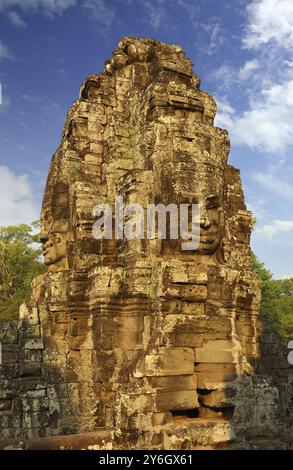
<box><xmin>206</xmin><ymin>196</ymin><xmax>220</xmax><ymax>210</ymax></box>
<box><xmin>52</xmin><ymin>233</ymin><xmax>62</xmax><ymax>244</ymax></box>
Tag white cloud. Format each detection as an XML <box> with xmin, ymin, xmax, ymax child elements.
<box><xmin>252</xmin><ymin>173</ymin><xmax>293</xmax><ymax>200</ymax></box>
<box><xmin>0</xmin><ymin>40</ymin><xmax>12</xmax><ymax>60</ymax></box>
<box><xmin>283</xmin><ymin>60</ymin><xmax>293</xmax><ymax>68</ymax></box>
<box><xmin>82</xmin><ymin>0</ymin><xmax>115</xmax><ymax>27</ymax></box>
<box><xmin>214</xmin><ymin>98</ymin><xmax>235</xmax><ymax>130</ymax></box>
<box><xmin>255</xmin><ymin>219</ymin><xmax>293</xmax><ymax>241</ymax></box>
<box><xmin>213</xmin><ymin>65</ymin><xmax>235</xmax><ymax>88</ymax></box>
<box><xmin>246</xmin><ymin>193</ymin><xmax>270</xmax><ymax>222</ymax></box>
<box><xmin>213</xmin><ymin>1</ymin><xmax>293</xmax><ymax>155</ymax></box>
<box><xmin>6</xmin><ymin>10</ymin><xmax>27</xmax><ymax>27</ymax></box>
<box><xmin>0</xmin><ymin>92</ymin><xmax>10</xmax><ymax>113</ymax></box>
<box><xmin>21</xmin><ymin>93</ymin><xmax>40</xmax><ymax>103</ymax></box>
<box><xmin>0</xmin><ymin>82</ymin><xmax>10</xmax><ymax>113</ymax></box>
<box><xmin>135</xmin><ymin>0</ymin><xmax>168</xmax><ymax>30</ymax></box>
<box><xmin>214</xmin><ymin>59</ymin><xmax>260</xmax><ymax>89</ymax></box>
<box><xmin>134</xmin><ymin>0</ymin><xmax>198</xmax><ymax>33</ymax></box>
<box><xmin>244</xmin><ymin>0</ymin><xmax>293</xmax><ymax>50</ymax></box>
<box><xmin>202</xmin><ymin>21</ymin><xmax>224</xmax><ymax>56</ymax></box>
<box><xmin>238</xmin><ymin>59</ymin><xmax>259</xmax><ymax>80</ymax></box>
<box><xmin>177</xmin><ymin>0</ymin><xmax>199</xmax><ymax>22</ymax></box>
<box><xmin>0</xmin><ymin>166</ymin><xmax>38</xmax><ymax>226</ymax></box>
<box><xmin>214</xmin><ymin>97</ymin><xmax>235</xmax><ymax>117</ymax></box>
<box><xmin>0</xmin><ymin>0</ymin><xmax>116</xmax><ymax>26</ymax></box>
<box><xmin>0</xmin><ymin>0</ymin><xmax>76</xmax><ymax>17</ymax></box>
<box><xmin>215</xmin><ymin>80</ymin><xmax>293</xmax><ymax>153</ymax></box>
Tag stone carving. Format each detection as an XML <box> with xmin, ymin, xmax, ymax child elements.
<box><xmin>0</xmin><ymin>37</ymin><xmax>292</xmax><ymax>449</ymax></box>
<box><xmin>40</xmin><ymin>182</ymin><xmax>70</xmax><ymax>269</ymax></box>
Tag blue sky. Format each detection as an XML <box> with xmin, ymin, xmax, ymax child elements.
<box><xmin>0</xmin><ymin>0</ymin><xmax>292</xmax><ymax>278</ymax></box>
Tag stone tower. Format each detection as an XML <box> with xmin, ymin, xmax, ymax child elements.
<box><xmin>0</xmin><ymin>37</ymin><xmax>292</xmax><ymax>450</ymax></box>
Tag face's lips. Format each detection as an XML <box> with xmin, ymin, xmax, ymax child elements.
<box><xmin>181</xmin><ymin>234</ymin><xmax>217</xmax><ymax>243</ymax></box>
<box><xmin>200</xmin><ymin>237</ymin><xmax>216</xmax><ymax>243</ymax></box>
<box><xmin>188</xmin><ymin>233</ymin><xmax>217</xmax><ymax>241</ymax></box>
<box><xmin>43</xmin><ymin>247</ymin><xmax>53</xmax><ymax>257</ymax></box>
<box><xmin>43</xmin><ymin>238</ymin><xmax>54</xmax><ymax>252</ymax></box>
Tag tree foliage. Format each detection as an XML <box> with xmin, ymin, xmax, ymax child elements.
<box><xmin>253</xmin><ymin>254</ymin><xmax>293</xmax><ymax>342</ymax></box>
<box><xmin>0</xmin><ymin>222</ymin><xmax>46</xmax><ymax>321</ymax></box>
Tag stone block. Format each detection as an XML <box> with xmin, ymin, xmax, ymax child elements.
<box><xmin>134</xmin><ymin>348</ymin><xmax>195</xmax><ymax>377</ymax></box>
<box><xmin>149</xmin><ymin>374</ymin><xmax>196</xmax><ymax>392</ymax></box>
<box><xmin>156</xmin><ymin>390</ymin><xmax>199</xmax><ymax>411</ymax></box>
<box><xmin>0</xmin><ymin>399</ymin><xmax>12</xmax><ymax>412</ymax></box>
<box><xmin>195</xmin><ymin>363</ymin><xmax>238</xmax><ymax>387</ymax></box>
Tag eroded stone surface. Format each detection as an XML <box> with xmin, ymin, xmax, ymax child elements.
<box><xmin>0</xmin><ymin>37</ymin><xmax>292</xmax><ymax>449</ymax></box>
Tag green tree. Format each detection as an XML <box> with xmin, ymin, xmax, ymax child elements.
<box><xmin>0</xmin><ymin>222</ymin><xmax>46</xmax><ymax>321</ymax></box>
<box><xmin>253</xmin><ymin>253</ymin><xmax>293</xmax><ymax>341</ymax></box>
<box><xmin>252</xmin><ymin>254</ymin><xmax>280</xmax><ymax>302</ymax></box>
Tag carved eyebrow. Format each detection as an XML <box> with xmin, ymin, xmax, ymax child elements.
<box><xmin>206</xmin><ymin>195</ymin><xmax>219</xmax><ymax>201</ymax></box>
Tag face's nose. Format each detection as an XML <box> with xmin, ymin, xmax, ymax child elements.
<box><xmin>39</xmin><ymin>231</ymin><xmax>49</xmax><ymax>244</ymax></box>
<box><xmin>200</xmin><ymin>206</ymin><xmax>211</xmax><ymax>230</ymax></box>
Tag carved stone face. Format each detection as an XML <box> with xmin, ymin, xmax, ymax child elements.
<box><xmin>178</xmin><ymin>185</ymin><xmax>224</xmax><ymax>254</ymax></box>
<box><xmin>197</xmin><ymin>191</ymin><xmax>223</xmax><ymax>253</ymax></box>
<box><xmin>39</xmin><ymin>181</ymin><xmax>70</xmax><ymax>268</ymax></box>
<box><xmin>170</xmin><ymin>165</ymin><xmax>224</xmax><ymax>254</ymax></box>
<box><xmin>39</xmin><ymin>215</ymin><xmax>68</xmax><ymax>266</ymax></box>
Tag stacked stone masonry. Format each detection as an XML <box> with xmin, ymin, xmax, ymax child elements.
<box><xmin>0</xmin><ymin>37</ymin><xmax>292</xmax><ymax>450</ymax></box>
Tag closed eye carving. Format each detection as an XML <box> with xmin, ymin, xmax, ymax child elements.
<box><xmin>206</xmin><ymin>195</ymin><xmax>220</xmax><ymax>209</ymax></box>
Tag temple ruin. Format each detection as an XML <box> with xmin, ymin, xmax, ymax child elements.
<box><xmin>0</xmin><ymin>37</ymin><xmax>292</xmax><ymax>450</ymax></box>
